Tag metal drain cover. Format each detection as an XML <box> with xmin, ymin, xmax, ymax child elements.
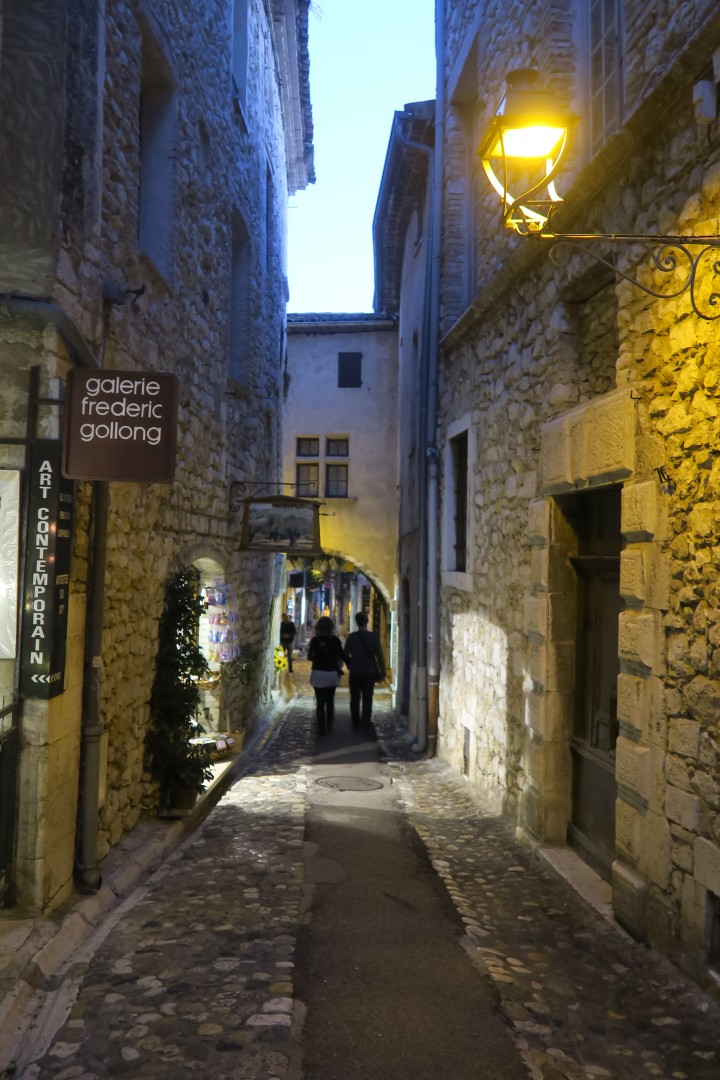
<box><xmin>315</xmin><ymin>775</ymin><xmax>384</xmax><ymax>791</ymax></box>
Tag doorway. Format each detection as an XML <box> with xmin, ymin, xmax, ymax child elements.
<box><xmin>560</xmin><ymin>487</ymin><xmax>622</xmax><ymax>881</ymax></box>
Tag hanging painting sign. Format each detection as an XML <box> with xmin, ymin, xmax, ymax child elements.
<box><xmin>0</xmin><ymin>470</ymin><xmax>20</xmax><ymax>659</ymax></box>
<box><xmin>20</xmin><ymin>441</ymin><xmax>74</xmax><ymax>698</ymax></box>
<box><xmin>62</xmin><ymin>369</ymin><xmax>179</xmax><ymax>482</ymax></box>
<box><xmin>240</xmin><ymin>496</ymin><xmax>321</xmax><ymax>554</ymax></box>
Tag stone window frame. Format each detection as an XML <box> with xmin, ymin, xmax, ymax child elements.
<box><xmin>447</xmin><ymin>39</ymin><xmax>480</xmax><ymax>313</ymax></box>
<box><xmin>231</xmin><ymin>0</ymin><xmax>249</xmax><ymax>119</ymax></box>
<box><xmin>441</xmin><ymin>412</ymin><xmax>474</xmax><ymax>591</ymax></box>
<box><xmin>575</xmin><ymin>0</ymin><xmax>625</xmax><ymax>158</ymax></box>
<box><xmin>138</xmin><ymin>20</ymin><xmax>178</xmax><ymax>282</ymax></box>
<box><xmin>230</xmin><ymin>211</ymin><xmax>252</xmax><ymax>384</ymax></box>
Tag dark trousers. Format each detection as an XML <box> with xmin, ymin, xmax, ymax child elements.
<box><xmin>314</xmin><ymin>686</ymin><xmax>336</xmax><ymax>733</ymax></box>
<box><xmin>349</xmin><ymin>673</ymin><xmax>375</xmax><ymax>729</ymax></box>
<box><xmin>281</xmin><ymin>642</ymin><xmax>294</xmax><ymax>671</ymax></box>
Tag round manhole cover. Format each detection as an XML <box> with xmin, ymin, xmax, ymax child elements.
<box><xmin>315</xmin><ymin>775</ymin><xmax>384</xmax><ymax>792</ymax></box>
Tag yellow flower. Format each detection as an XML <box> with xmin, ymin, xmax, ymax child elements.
<box><xmin>273</xmin><ymin>646</ymin><xmax>288</xmax><ymax>672</ymax></box>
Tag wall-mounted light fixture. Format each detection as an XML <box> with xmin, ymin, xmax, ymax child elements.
<box><xmin>478</xmin><ymin>68</ymin><xmax>720</xmax><ymax>319</ymax></box>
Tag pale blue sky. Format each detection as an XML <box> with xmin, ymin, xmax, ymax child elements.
<box><xmin>286</xmin><ymin>0</ymin><xmax>436</xmax><ymax>314</ymax></box>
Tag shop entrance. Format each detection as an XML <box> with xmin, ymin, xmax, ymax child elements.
<box><xmin>563</xmin><ymin>487</ymin><xmax>622</xmax><ymax>881</ymax></box>
<box><xmin>194</xmin><ymin>557</ymin><xmax>239</xmax><ymax>732</ymax></box>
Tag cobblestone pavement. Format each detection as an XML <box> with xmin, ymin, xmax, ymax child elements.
<box><xmin>10</xmin><ymin>678</ymin><xmax>720</xmax><ymax>1080</ymax></box>
<box><xmin>375</xmin><ymin>713</ymin><xmax>720</xmax><ymax>1080</ymax></box>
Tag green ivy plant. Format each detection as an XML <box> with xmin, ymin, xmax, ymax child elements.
<box><xmin>145</xmin><ymin>566</ymin><xmax>213</xmax><ymax>807</ymax></box>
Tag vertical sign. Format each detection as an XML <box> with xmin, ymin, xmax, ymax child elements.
<box><xmin>21</xmin><ymin>440</ymin><xmax>74</xmax><ymax>698</ymax></box>
<box><xmin>0</xmin><ymin>471</ymin><xmax>20</xmax><ymax>659</ymax></box>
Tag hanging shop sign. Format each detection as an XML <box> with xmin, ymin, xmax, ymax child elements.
<box><xmin>62</xmin><ymin>370</ymin><xmax>179</xmax><ymax>482</ymax></box>
<box><xmin>240</xmin><ymin>496</ymin><xmax>321</xmax><ymax>554</ymax></box>
<box><xmin>20</xmin><ymin>440</ymin><xmax>74</xmax><ymax>698</ymax></box>
<box><xmin>0</xmin><ymin>470</ymin><xmax>20</xmax><ymax>659</ymax></box>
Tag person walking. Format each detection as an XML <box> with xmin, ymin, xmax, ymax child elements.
<box><xmin>307</xmin><ymin>615</ymin><xmax>346</xmax><ymax>736</ymax></box>
<box><xmin>279</xmin><ymin>611</ymin><xmax>296</xmax><ymax>672</ymax></box>
<box><xmin>343</xmin><ymin>611</ymin><xmax>386</xmax><ymax>733</ymax></box>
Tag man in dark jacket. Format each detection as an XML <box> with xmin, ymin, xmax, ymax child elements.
<box><xmin>343</xmin><ymin>611</ymin><xmax>386</xmax><ymax>732</ymax></box>
<box><xmin>279</xmin><ymin>612</ymin><xmax>296</xmax><ymax>672</ymax></box>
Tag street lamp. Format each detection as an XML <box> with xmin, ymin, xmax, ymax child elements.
<box><xmin>477</xmin><ymin>68</ymin><xmax>720</xmax><ymax>319</ymax></box>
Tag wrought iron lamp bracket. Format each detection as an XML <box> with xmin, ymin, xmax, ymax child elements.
<box><xmin>524</xmin><ymin>213</ymin><xmax>720</xmax><ymax>320</ymax></box>
<box><xmin>229</xmin><ymin>480</ymin><xmax>316</xmax><ymax>512</ymax></box>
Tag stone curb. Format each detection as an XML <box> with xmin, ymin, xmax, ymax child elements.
<box><xmin>0</xmin><ymin>693</ymin><xmax>289</xmax><ymax>1075</ymax></box>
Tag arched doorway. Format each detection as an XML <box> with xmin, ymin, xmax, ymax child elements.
<box><xmin>193</xmin><ymin>556</ymin><xmax>240</xmax><ymax>732</ymax></box>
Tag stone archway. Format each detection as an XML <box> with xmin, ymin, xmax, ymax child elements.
<box><xmin>283</xmin><ymin>551</ymin><xmax>393</xmax><ymax>675</ymax></box>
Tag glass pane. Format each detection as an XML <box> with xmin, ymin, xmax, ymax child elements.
<box><xmin>296</xmin><ymin>437</ymin><xmax>319</xmax><ymax>456</ymax></box>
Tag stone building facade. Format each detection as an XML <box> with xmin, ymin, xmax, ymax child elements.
<box><xmin>431</xmin><ymin>0</ymin><xmax>720</xmax><ymax>987</ymax></box>
<box><xmin>373</xmin><ymin>102</ymin><xmax>434</xmax><ymax>733</ymax></box>
<box><xmin>0</xmin><ymin>0</ymin><xmax>313</xmax><ymax>913</ymax></box>
<box><xmin>283</xmin><ymin>314</ymin><xmax>398</xmax><ymax>660</ymax></box>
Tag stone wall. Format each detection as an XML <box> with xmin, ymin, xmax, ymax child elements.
<box><xmin>0</xmin><ymin>0</ymin><xmax>309</xmax><ymax>911</ymax></box>
<box><xmin>437</xmin><ymin>0</ymin><xmax>720</xmax><ymax>985</ymax></box>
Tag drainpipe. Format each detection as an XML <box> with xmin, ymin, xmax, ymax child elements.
<box><xmin>75</xmin><ymin>477</ymin><xmax>107</xmax><ymax>892</ymax></box>
<box><xmin>0</xmin><ymin>296</ymin><xmax>106</xmax><ymax>892</ymax></box>
<box><xmin>425</xmin><ymin>0</ymin><xmax>444</xmax><ymax>756</ymax></box>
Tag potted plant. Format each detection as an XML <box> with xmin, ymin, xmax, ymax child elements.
<box><xmin>145</xmin><ymin>566</ymin><xmax>213</xmax><ymax>814</ymax></box>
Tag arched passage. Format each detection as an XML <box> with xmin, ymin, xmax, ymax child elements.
<box><xmin>283</xmin><ymin>551</ymin><xmax>393</xmax><ymax>677</ymax></box>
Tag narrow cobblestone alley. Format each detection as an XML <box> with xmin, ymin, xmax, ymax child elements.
<box><xmin>4</xmin><ymin>672</ymin><xmax>720</xmax><ymax>1080</ymax></box>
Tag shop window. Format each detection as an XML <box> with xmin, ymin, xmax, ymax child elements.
<box><xmin>198</xmin><ymin>578</ymin><xmax>239</xmax><ymax>670</ymax></box>
<box><xmin>338</xmin><ymin>352</ymin><xmax>362</xmax><ymax>388</ymax></box>
<box><xmin>326</xmin><ymin>463</ymin><xmax>348</xmax><ymax>498</ymax></box>
<box><xmin>194</xmin><ymin>560</ymin><xmax>239</xmax><ymax>734</ymax></box>
<box><xmin>297</xmin><ymin>436</ymin><xmax>319</xmax><ymax>456</ymax></box>
<box><xmin>296</xmin><ymin>462</ymin><xmax>318</xmax><ymax>496</ymax></box>
<box><xmin>326</xmin><ymin>437</ymin><xmax>348</xmax><ymax>457</ymax></box>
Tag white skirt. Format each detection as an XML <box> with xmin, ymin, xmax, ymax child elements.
<box><xmin>309</xmin><ymin>669</ymin><xmax>340</xmax><ymax>689</ymax></box>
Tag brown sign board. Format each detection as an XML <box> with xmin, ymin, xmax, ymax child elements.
<box><xmin>240</xmin><ymin>496</ymin><xmax>321</xmax><ymax>554</ymax></box>
<box><xmin>62</xmin><ymin>370</ymin><xmax>178</xmax><ymax>482</ymax></box>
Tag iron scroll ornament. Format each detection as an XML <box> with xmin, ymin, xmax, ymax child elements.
<box><xmin>539</xmin><ymin>231</ymin><xmax>720</xmax><ymax>321</ymax></box>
